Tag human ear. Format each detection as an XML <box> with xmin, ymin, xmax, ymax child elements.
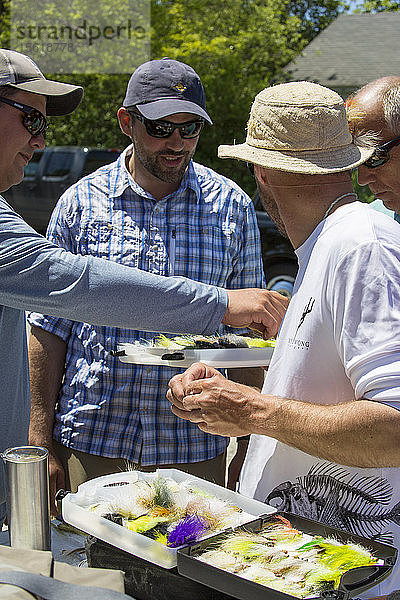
<box><xmin>117</xmin><ymin>107</ymin><xmax>133</xmax><ymax>137</ymax></box>
<box><xmin>254</xmin><ymin>164</ymin><xmax>269</xmax><ymax>185</ymax></box>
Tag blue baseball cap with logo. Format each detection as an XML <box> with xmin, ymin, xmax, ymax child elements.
<box><xmin>123</xmin><ymin>58</ymin><xmax>212</xmax><ymax>124</ymax></box>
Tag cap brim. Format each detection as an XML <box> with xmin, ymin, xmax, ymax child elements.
<box><xmin>9</xmin><ymin>79</ymin><xmax>83</xmax><ymax>116</ymax></box>
<box><xmin>135</xmin><ymin>98</ymin><xmax>212</xmax><ymax>124</ymax></box>
<box><xmin>218</xmin><ymin>142</ymin><xmax>375</xmax><ymax>174</ymax></box>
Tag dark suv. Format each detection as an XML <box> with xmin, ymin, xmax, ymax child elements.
<box><xmin>3</xmin><ymin>146</ymin><xmax>120</xmax><ymax>234</ymax></box>
<box><xmin>254</xmin><ymin>193</ymin><xmax>298</xmax><ymax>298</ymax></box>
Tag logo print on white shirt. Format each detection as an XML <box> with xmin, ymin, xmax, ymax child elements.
<box><xmin>295</xmin><ymin>297</ymin><xmax>315</xmax><ymax>335</ymax></box>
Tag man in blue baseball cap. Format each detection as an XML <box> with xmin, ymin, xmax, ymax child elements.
<box><xmin>28</xmin><ymin>58</ymin><xmax>287</xmax><ymax>512</ymax></box>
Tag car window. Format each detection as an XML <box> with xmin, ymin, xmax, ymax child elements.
<box><xmin>43</xmin><ymin>152</ymin><xmax>74</xmax><ymax>177</ymax></box>
<box><xmin>81</xmin><ymin>151</ymin><xmax>120</xmax><ymax>177</ymax></box>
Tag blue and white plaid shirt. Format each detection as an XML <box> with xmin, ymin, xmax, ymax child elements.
<box><xmin>29</xmin><ymin>146</ymin><xmax>265</xmax><ymax>465</ymax></box>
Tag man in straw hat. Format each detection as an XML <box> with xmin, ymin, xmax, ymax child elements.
<box><xmin>168</xmin><ymin>81</ymin><xmax>400</xmax><ymax>594</ymax></box>
<box><xmin>0</xmin><ymin>48</ymin><xmax>286</xmax><ymax>525</ymax></box>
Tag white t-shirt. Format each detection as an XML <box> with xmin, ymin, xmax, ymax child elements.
<box><xmin>240</xmin><ymin>202</ymin><xmax>400</xmax><ymax>596</ymax></box>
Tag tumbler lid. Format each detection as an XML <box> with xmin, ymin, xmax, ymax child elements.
<box><xmin>1</xmin><ymin>446</ymin><xmax>48</xmax><ymax>463</ymax></box>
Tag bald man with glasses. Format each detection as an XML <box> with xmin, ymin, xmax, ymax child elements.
<box><xmin>346</xmin><ymin>76</ymin><xmax>400</xmax><ymax>220</ymax></box>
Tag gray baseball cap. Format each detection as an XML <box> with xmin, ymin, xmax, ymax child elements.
<box><xmin>0</xmin><ymin>49</ymin><xmax>83</xmax><ymax>116</ymax></box>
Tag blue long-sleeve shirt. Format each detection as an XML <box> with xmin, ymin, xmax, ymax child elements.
<box><xmin>0</xmin><ymin>195</ymin><xmax>229</xmax><ymax>515</ymax></box>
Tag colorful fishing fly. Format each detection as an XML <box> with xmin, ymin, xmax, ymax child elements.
<box><xmin>89</xmin><ymin>475</ymin><xmax>253</xmax><ymax>549</ymax></box>
<box><xmin>151</xmin><ymin>333</ymin><xmax>276</xmax><ymax>350</ymax></box>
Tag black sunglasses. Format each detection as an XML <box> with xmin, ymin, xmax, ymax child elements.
<box><xmin>130</xmin><ymin>112</ymin><xmax>204</xmax><ymax>139</ymax></box>
<box><xmin>0</xmin><ymin>96</ymin><xmax>48</xmax><ymax>137</ymax></box>
<box><xmin>364</xmin><ymin>134</ymin><xmax>400</xmax><ymax>169</ymax></box>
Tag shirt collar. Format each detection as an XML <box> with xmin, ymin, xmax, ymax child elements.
<box><xmin>109</xmin><ymin>144</ymin><xmax>201</xmax><ymax>203</ymax></box>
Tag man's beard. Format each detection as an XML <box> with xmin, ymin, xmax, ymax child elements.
<box><xmin>132</xmin><ymin>135</ymin><xmax>194</xmax><ymax>184</ymax></box>
<box><xmin>257</xmin><ymin>181</ymin><xmax>288</xmax><ymax>238</ymax></box>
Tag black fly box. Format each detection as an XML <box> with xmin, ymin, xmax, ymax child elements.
<box><xmin>177</xmin><ymin>511</ymin><xmax>397</xmax><ymax>600</ymax></box>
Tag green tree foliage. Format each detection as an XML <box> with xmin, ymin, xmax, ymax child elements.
<box><xmin>354</xmin><ymin>0</ymin><xmax>399</xmax><ymax>12</ymax></box>
<box><xmin>41</xmin><ymin>73</ymin><xmax>130</xmax><ymax>149</ymax></box>
<box><xmin>0</xmin><ymin>0</ymin><xmax>10</xmax><ymax>47</ymax></box>
<box><xmin>1</xmin><ymin>0</ymin><xmax>344</xmax><ymax>194</ymax></box>
<box><xmin>287</xmin><ymin>0</ymin><xmax>344</xmax><ymax>38</ymax></box>
<box><xmin>150</xmin><ymin>0</ymin><xmax>344</xmax><ymax>193</ymax></box>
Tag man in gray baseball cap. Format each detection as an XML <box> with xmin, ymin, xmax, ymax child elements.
<box><xmin>168</xmin><ymin>81</ymin><xmax>400</xmax><ymax>595</ymax></box>
<box><xmin>0</xmin><ymin>49</ymin><xmax>287</xmax><ymax>523</ymax></box>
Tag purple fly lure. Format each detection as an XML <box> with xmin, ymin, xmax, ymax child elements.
<box><xmin>167</xmin><ymin>515</ymin><xmax>209</xmax><ymax>548</ymax></box>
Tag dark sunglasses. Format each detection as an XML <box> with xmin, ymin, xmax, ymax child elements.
<box><xmin>130</xmin><ymin>112</ymin><xmax>204</xmax><ymax>139</ymax></box>
<box><xmin>364</xmin><ymin>134</ymin><xmax>400</xmax><ymax>169</ymax></box>
<box><xmin>0</xmin><ymin>96</ymin><xmax>48</xmax><ymax>137</ymax></box>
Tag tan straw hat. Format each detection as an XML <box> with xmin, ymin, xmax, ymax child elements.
<box><xmin>218</xmin><ymin>81</ymin><xmax>374</xmax><ymax>174</ymax></box>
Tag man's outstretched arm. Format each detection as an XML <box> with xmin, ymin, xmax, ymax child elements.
<box><xmin>0</xmin><ymin>198</ymin><xmax>287</xmax><ymax>337</ymax></box>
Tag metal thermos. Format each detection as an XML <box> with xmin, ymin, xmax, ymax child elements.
<box><xmin>2</xmin><ymin>446</ymin><xmax>51</xmax><ymax>550</ymax></box>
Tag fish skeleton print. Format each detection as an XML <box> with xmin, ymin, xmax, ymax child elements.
<box><xmin>265</xmin><ymin>463</ymin><xmax>400</xmax><ymax>544</ymax></box>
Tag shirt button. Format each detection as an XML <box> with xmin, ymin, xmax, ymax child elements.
<box><xmin>107</xmin><ymin>223</ymin><xmax>113</xmax><ymax>230</ymax></box>
<box><xmin>152</xmin><ymin>245</ymin><xmax>158</xmax><ymax>251</ymax></box>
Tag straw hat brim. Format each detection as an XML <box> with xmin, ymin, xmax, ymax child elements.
<box><xmin>218</xmin><ymin>142</ymin><xmax>375</xmax><ymax>174</ymax></box>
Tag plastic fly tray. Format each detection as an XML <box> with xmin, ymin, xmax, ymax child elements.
<box><xmin>177</xmin><ymin>511</ymin><xmax>397</xmax><ymax>600</ymax></box>
<box><xmin>61</xmin><ymin>468</ymin><xmax>276</xmax><ymax>569</ymax></box>
<box><xmin>116</xmin><ymin>343</ymin><xmax>273</xmax><ymax>368</ymax></box>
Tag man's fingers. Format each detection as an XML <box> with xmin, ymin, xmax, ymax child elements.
<box><xmin>166</xmin><ymin>388</ymin><xmax>187</xmax><ymax>411</ymax></box>
<box><xmin>181</xmin><ymin>362</ymin><xmax>211</xmax><ymax>385</ymax></box>
<box><xmin>251</xmin><ymin>290</ymin><xmax>288</xmax><ymax>338</ymax></box>
<box><xmin>171</xmin><ymin>404</ymin><xmax>206</xmax><ymax>424</ymax></box>
<box><xmin>182</xmin><ymin>391</ymin><xmax>203</xmax><ymax>410</ymax></box>
<box><xmin>168</xmin><ymin>363</ymin><xmax>215</xmax><ymax>403</ymax></box>
<box><xmin>248</xmin><ymin>323</ymin><xmax>269</xmax><ymax>339</ymax></box>
<box><xmin>49</xmin><ymin>462</ymin><xmax>65</xmax><ymax>517</ymax></box>
<box><xmin>168</xmin><ymin>373</ymin><xmax>185</xmax><ymax>399</ymax></box>
<box><xmin>223</xmin><ymin>288</ymin><xmax>289</xmax><ymax>337</ymax></box>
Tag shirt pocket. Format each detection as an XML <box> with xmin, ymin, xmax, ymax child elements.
<box><xmin>78</xmin><ymin>221</ymin><xmax>143</xmax><ymax>267</ymax></box>
<box><xmin>172</xmin><ymin>224</ymin><xmax>235</xmax><ymax>286</ymax></box>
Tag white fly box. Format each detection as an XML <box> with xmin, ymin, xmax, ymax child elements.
<box><xmin>61</xmin><ymin>468</ymin><xmax>275</xmax><ymax>569</ymax></box>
